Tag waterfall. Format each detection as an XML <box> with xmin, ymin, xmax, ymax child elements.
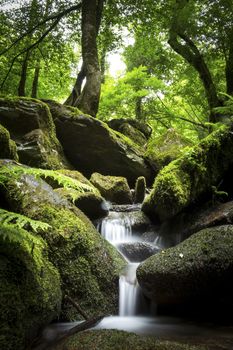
<box><xmin>99</xmin><ymin>208</ymin><xmax>151</xmax><ymax>316</ymax></box>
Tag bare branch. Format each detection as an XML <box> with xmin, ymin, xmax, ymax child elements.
<box><xmin>0</xmin><ymin>3</ymin><xmax>82</xmax><ymax>56</ymax></box>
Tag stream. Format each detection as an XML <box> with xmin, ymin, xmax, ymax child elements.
<box><xmin>39</xmin><ymin>205</ymin><xmax>233</xmax><ymax>348</ymax></box>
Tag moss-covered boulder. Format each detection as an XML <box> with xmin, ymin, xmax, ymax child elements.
<box><xmin>0</xmin><ymin>224</ymin><xmax>61</xmax><ymax>350</ymax></box>
<box><xmin>145</xmin><ymin>128</ymin><xmax>194</xmax><ymax>172</ymax></box>
<box><xmin>52</xmin><ymin>329</ymin><xmax>206</xmax><ymax>350</ymax></box>
<box><xmin>0</xmin><ymin>124</ymin><xmax>18</xmax><ymax>160</ymax></box>
<box><xmin>45</xmin><ymin>100</ymin><xmax>153</xmax><ymax>186</ymax></box>
<box><xmin>0</xmin><ymin>162</ymin><xmax>125</xmax><ymax>320</ymax></box>
<box><xmin>90</xmin><ymin>172</ymin><xmax>133</xmax><ymax>204</ymax></box>
<box><xmin>55</xmin><ymin>187</ymin><xmax>109</xmax><ymax>220</ymax></box>
<box><xmin>108</xmin><ymin>118</ymin><xmax>152</xmax><ymax>147</ymax></box>
<box><xmin>137</xmin><ymin>225</ymin><xmax>233</xmax><ymax>310</ymax></box>
<box><xmin>142</xmin><ymin>125</ymin><xmax>233</xmax><ymax>221</ymax></box>
<box><xmin>0</xmin><ymin>97</ymin><xmax>69</xmax><ymax>169</ymax></box>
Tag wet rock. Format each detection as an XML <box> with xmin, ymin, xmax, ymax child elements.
<box><xmin>0</xmin><ymin>97</ymin><xmax>69</xmax><ymax>169</ymax></box>
<box><xmin>118</xmin><ymin>242</ymin><xmax>159</xmax><ymax>262</ymax></box>
<box><xmin>90</xmin><ymin>173</ymin><xmax>133</xmax><ymax>204</ymax></box>
<box><xmin>46</xmin><ymin>100</ymin><xmax>153</xmax><ymax>186</ymax></box>
<box><xmin>137</xmin><ymin>225</ymin><xmax>233</xmax><ymax>312</ymax></box>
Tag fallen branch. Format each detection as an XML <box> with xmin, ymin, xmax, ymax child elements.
<box><xmin>32</xmin><ymin>315</ymin><xmax>104</xmax><ymax>350</ymax></box>
<box><xmin>64</xmin><ymin>295</ymin><xmax>89</xmax><ymax>320</ymax></box>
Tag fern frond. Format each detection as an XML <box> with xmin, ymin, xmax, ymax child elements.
<box><xmin>0</xmin><ymin>209</ymin><xmax>51</xmax><ymax>232</ymax></box>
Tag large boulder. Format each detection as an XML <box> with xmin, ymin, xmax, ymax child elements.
<box><xmin>0</xmin><ymin>161</ymin><xmax>125</xmax><ymax>320</ymax></box>
<box><xmin>0</xmin><ymin>123</ymin><xmax>18</xmax><ymax>160</ymax></box>
<box><xmin>0</xmin><ymin>224</ymin><xmax>61</xmax><ymax>350</ymax></box>
<box><xmin>0</xmin><ymin>97</ymin><xmax>69</xmax><ymax>169</ymax></box>
<box><xmin>145</xmin><ymin>128</ymin><xmax>193</xmax><ymax>172</ymax></box>
<box><xmin>45</xmin><ymin>101</ymin><xmax>153</xmax><ymax>186</ymax></box>
<box><xmin>90</xmin><ymin>173</ymin><xmax>133</xmax><ymax>204</ymax></box>
<box><xmin>137</xmin><ymin>225</ymin><xmax>233</xmax><ymax>311</ymax></box>
<box><xmin>142</xmin><ymin>125</ymin><xmax>233</xmax><ymax>221</ymax></box>
<box><xmin>108</xmin><ymin>118</ymin><xmax>152</xmax><ymax>147</ymax></box>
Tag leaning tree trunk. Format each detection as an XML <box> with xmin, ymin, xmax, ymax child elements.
<box><xmin>64</xmin><ymin>63</ymin><xmax>86</xmax><ymax>106</ymax></box>
<box><xmin>168</xmin><ymin>0</ymin><xmax>221</xmax><ymax>122</ymax></box>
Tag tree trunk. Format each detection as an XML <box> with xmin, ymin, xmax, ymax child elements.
<box><xmin>226</xmin><ymin>43</ymin><xmax>233</xmax><ymax>96</ymax></box>
<box><xmin>135</xmin><ymin>97</ymin><xmax>143</xmax><ymax>120</ymax></box>
<box><xmin>18</xmin><ymin>51</ymin><xmax>30</xmax><ymax>96</ymax></box>
<box><xmin>64</xmin><ymin>63</ymin><xmax>86</xmax><ymax>106</ymax></box>
<box><xmin>31</xmin><ymin>59</ymin><xmax>40</xmax><ymax>98</ymax></box>
<box><xmin>75</xmin><ymin>0</ymin><xmax>102</xmax><ymax>117</ymax></box>
<box><xmin>168</xmin><ymin>0</ymin><xmax>221</xmax><ymax>122</ymax></box>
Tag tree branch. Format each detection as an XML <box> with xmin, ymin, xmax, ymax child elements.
<box><xmin>0</xmin><ymin>3</ymin><xmax>82</xmax><ymax>56</ymax></box>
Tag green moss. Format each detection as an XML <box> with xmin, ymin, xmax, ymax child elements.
<box><xmin>143</xmin><ymin>125</ymin><xmax>233</xmax><ymax>221</ymax></box>
<box><xmin>90</xmin><ymin>172</ymin><xmax>132</xmax><ymax>204</ymax></box>
<box><xmin>0</xmin><ymin>163</ymin><xmax>125</xmax><ymax>319</ymax></box>
<box><xmin>53</xmin><ymin>330</ymin><xmax>207</xmax><ymax>350</ymax></box>
<box><xmin>0</xmin><ymin>224</ymin><xmax>61</xmax><ymax>350</ymax></box>
<box><xmin>146</xmin><ymin>128</ymin><xmax>194</xmax><ymax>170</ymax></box>
<box><xmin>0</xmin><ymin>124</ymin><xmax>18</xmax><ymax>160</ymax></box>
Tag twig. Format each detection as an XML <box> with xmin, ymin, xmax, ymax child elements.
<box><xmin>64</xmin><ymin>295</ymin><xmax>89</xmax><ymax>320</ymax></box>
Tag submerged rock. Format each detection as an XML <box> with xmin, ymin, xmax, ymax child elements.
<box><xmin>118</xmin><ymin>242</ymin><xmax>159</xmax><ymax>262</ymax></box>
<box><xmin>0</xmin><ymin>224</ymin><xmax>61</xmax><ymax>350</ymax></box>
<box><xmin>0</xmin><ymin>97</ymin><xmax>69</xmax><ymax>169</ymax></box>
<box><xmin>0</xmin><ymin>162</ymin><xmax>125</xmax><ymax>320</ymax></box>
<box><xmin>46</xmin><ymin>100</ymin><xmax>153</xmax><ymax>186</ymax></box>
<box><xmin>137</xmin><ymin>225</ymin><xmax>233</xmax><ymax>311</ymax></box>
<box><xmin>90</xmin><ymin>172</ymin><xmax>133</xmax><ymax>204</ymax></box>
<box><xmin>143</xmin><ymin>125</ymin><xmax>233</xmax><ymax>221</ymax></box>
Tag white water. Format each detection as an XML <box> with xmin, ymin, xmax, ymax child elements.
<box><xmin>99</xmin><ymin>209</ymin><xmax>151</xmax><ymax>316</ymax></box>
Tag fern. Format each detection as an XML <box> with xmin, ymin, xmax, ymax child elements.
<box><xmin>0</xmin><ymin>165</ymin><xmax>97</xmax><ymax>194</ymax></box>
<box><xmin>0</xmin><ymin>209</ymin><xmax>51</xmax><ymax>232</ymax></box>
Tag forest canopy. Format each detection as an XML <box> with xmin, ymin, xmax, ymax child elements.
<box><xmin>1</xmin><ymin>0</ymin><xmax>233</xmax><ymax>141</ymax></box>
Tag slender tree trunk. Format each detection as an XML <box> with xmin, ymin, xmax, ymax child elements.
<box><xmin>64</xmin><ymin>63</ymin><xmax>86</xmax><ymax>106</ymax></box>
<box><xmin>168</xmin><ymin>0</ymin><xmax>221</xmax><ymax>122</ymax></box>
<box><xmin>75</xmin><ymin>0</ymin><xmax>102</xmax><ymax>116</ymax></box>
<box><xmin>226</xmin><ymin>44</ymin><xmax>233</xmax><ymax>96</ymax></box>
<box><xmin>135</xmin><ymin>97</ymin><xmax>143</xmax><ymax>120</ymax></box>
<box><xmin>31</xmin><ymin>59</ymin><xmax>40</xmax><ymax>98</ymax></box>
<box><xmin>18</xmin><ymin>51</ymin><xmax>30</xmax><ymax>96</ymax></box>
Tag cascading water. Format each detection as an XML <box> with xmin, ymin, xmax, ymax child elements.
<box><xmin>98</xmin><ymin>207</ymin><xmax>155</xmax><ymax>316</ymax></box>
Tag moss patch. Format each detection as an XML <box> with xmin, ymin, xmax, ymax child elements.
<box><xmin>90</xmin><ymin>172</ymin><xmax>132</xmax><ymax>204</ymax></box>
<box><xmin>0</xmin><ymin>124</ymin><xmax>18</xmax><ymax>160</ymax></box>
<box><xmin>0</xmin><ymin>224</ymin><xmax>61</xmax><ymax>350</ymax></box>
<box><xmin>53</xmin><ymin>330</ymin><xmax>207</xmax><ymax>350</ymax></box>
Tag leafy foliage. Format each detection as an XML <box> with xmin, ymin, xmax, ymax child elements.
<box><xmin>0</xmin><ymin>208</ymin><xmax>51</xmax><ymax>232</ymax></box>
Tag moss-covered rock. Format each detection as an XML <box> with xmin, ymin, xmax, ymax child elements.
<box><xmin>55</xmin><ymin>187</ymin><xmax>109</xmax><ymax>220</ymax></box>
<box><xmin>137</xmin><ymin>225</ymin><xmax>233</xmax><ymax>310</ymax></box>
<box><xmin>0</xmin><ymin>224</ymin><xmax>61</xmax><ymax>350</ymax></box>
<box><xmin>90</xmin><ymin>172</ymin><xmax>133</xmax><ymax>204</ymax></box>
<box><xmin>52</xmin><ymin>329</ymin><xmax>206</xmax><ymax>350</ymax></box>
<box><xmin>0</xmin><ymin>97</ymin><xmax>69</xmax><ymax>169</ymax></box>
<box><xmin>108</xmin><ymin>118</ymin><xmax>151</xmax><ymax>147</ymax></box>
<box><xmin>134</xmin><ymin>176</ymin><xmax>146</xmax><ymax>203</ymax></box>
<box><xmin>146</xmin><ymin>128</ymin><xmax>194</xmax><ymax>172</ymax></box>
<box><xmin>45</xmin><ymin>100</ymin><xmax>153</xmax><ymax>186</ymax></box>
<box><xmin>142</xmin><ymin>125</ymin><xmax>233</xmax><ymax>221</ymax></box>
<box><xmin>0</xmin><ymin>162</ymin><xmax>125</xmax><ymax>320</ymax></box>
<box><xmin>0</xmin><ymin>124</ymin><xmax>18</xmax><ymax>160</ymax></box>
